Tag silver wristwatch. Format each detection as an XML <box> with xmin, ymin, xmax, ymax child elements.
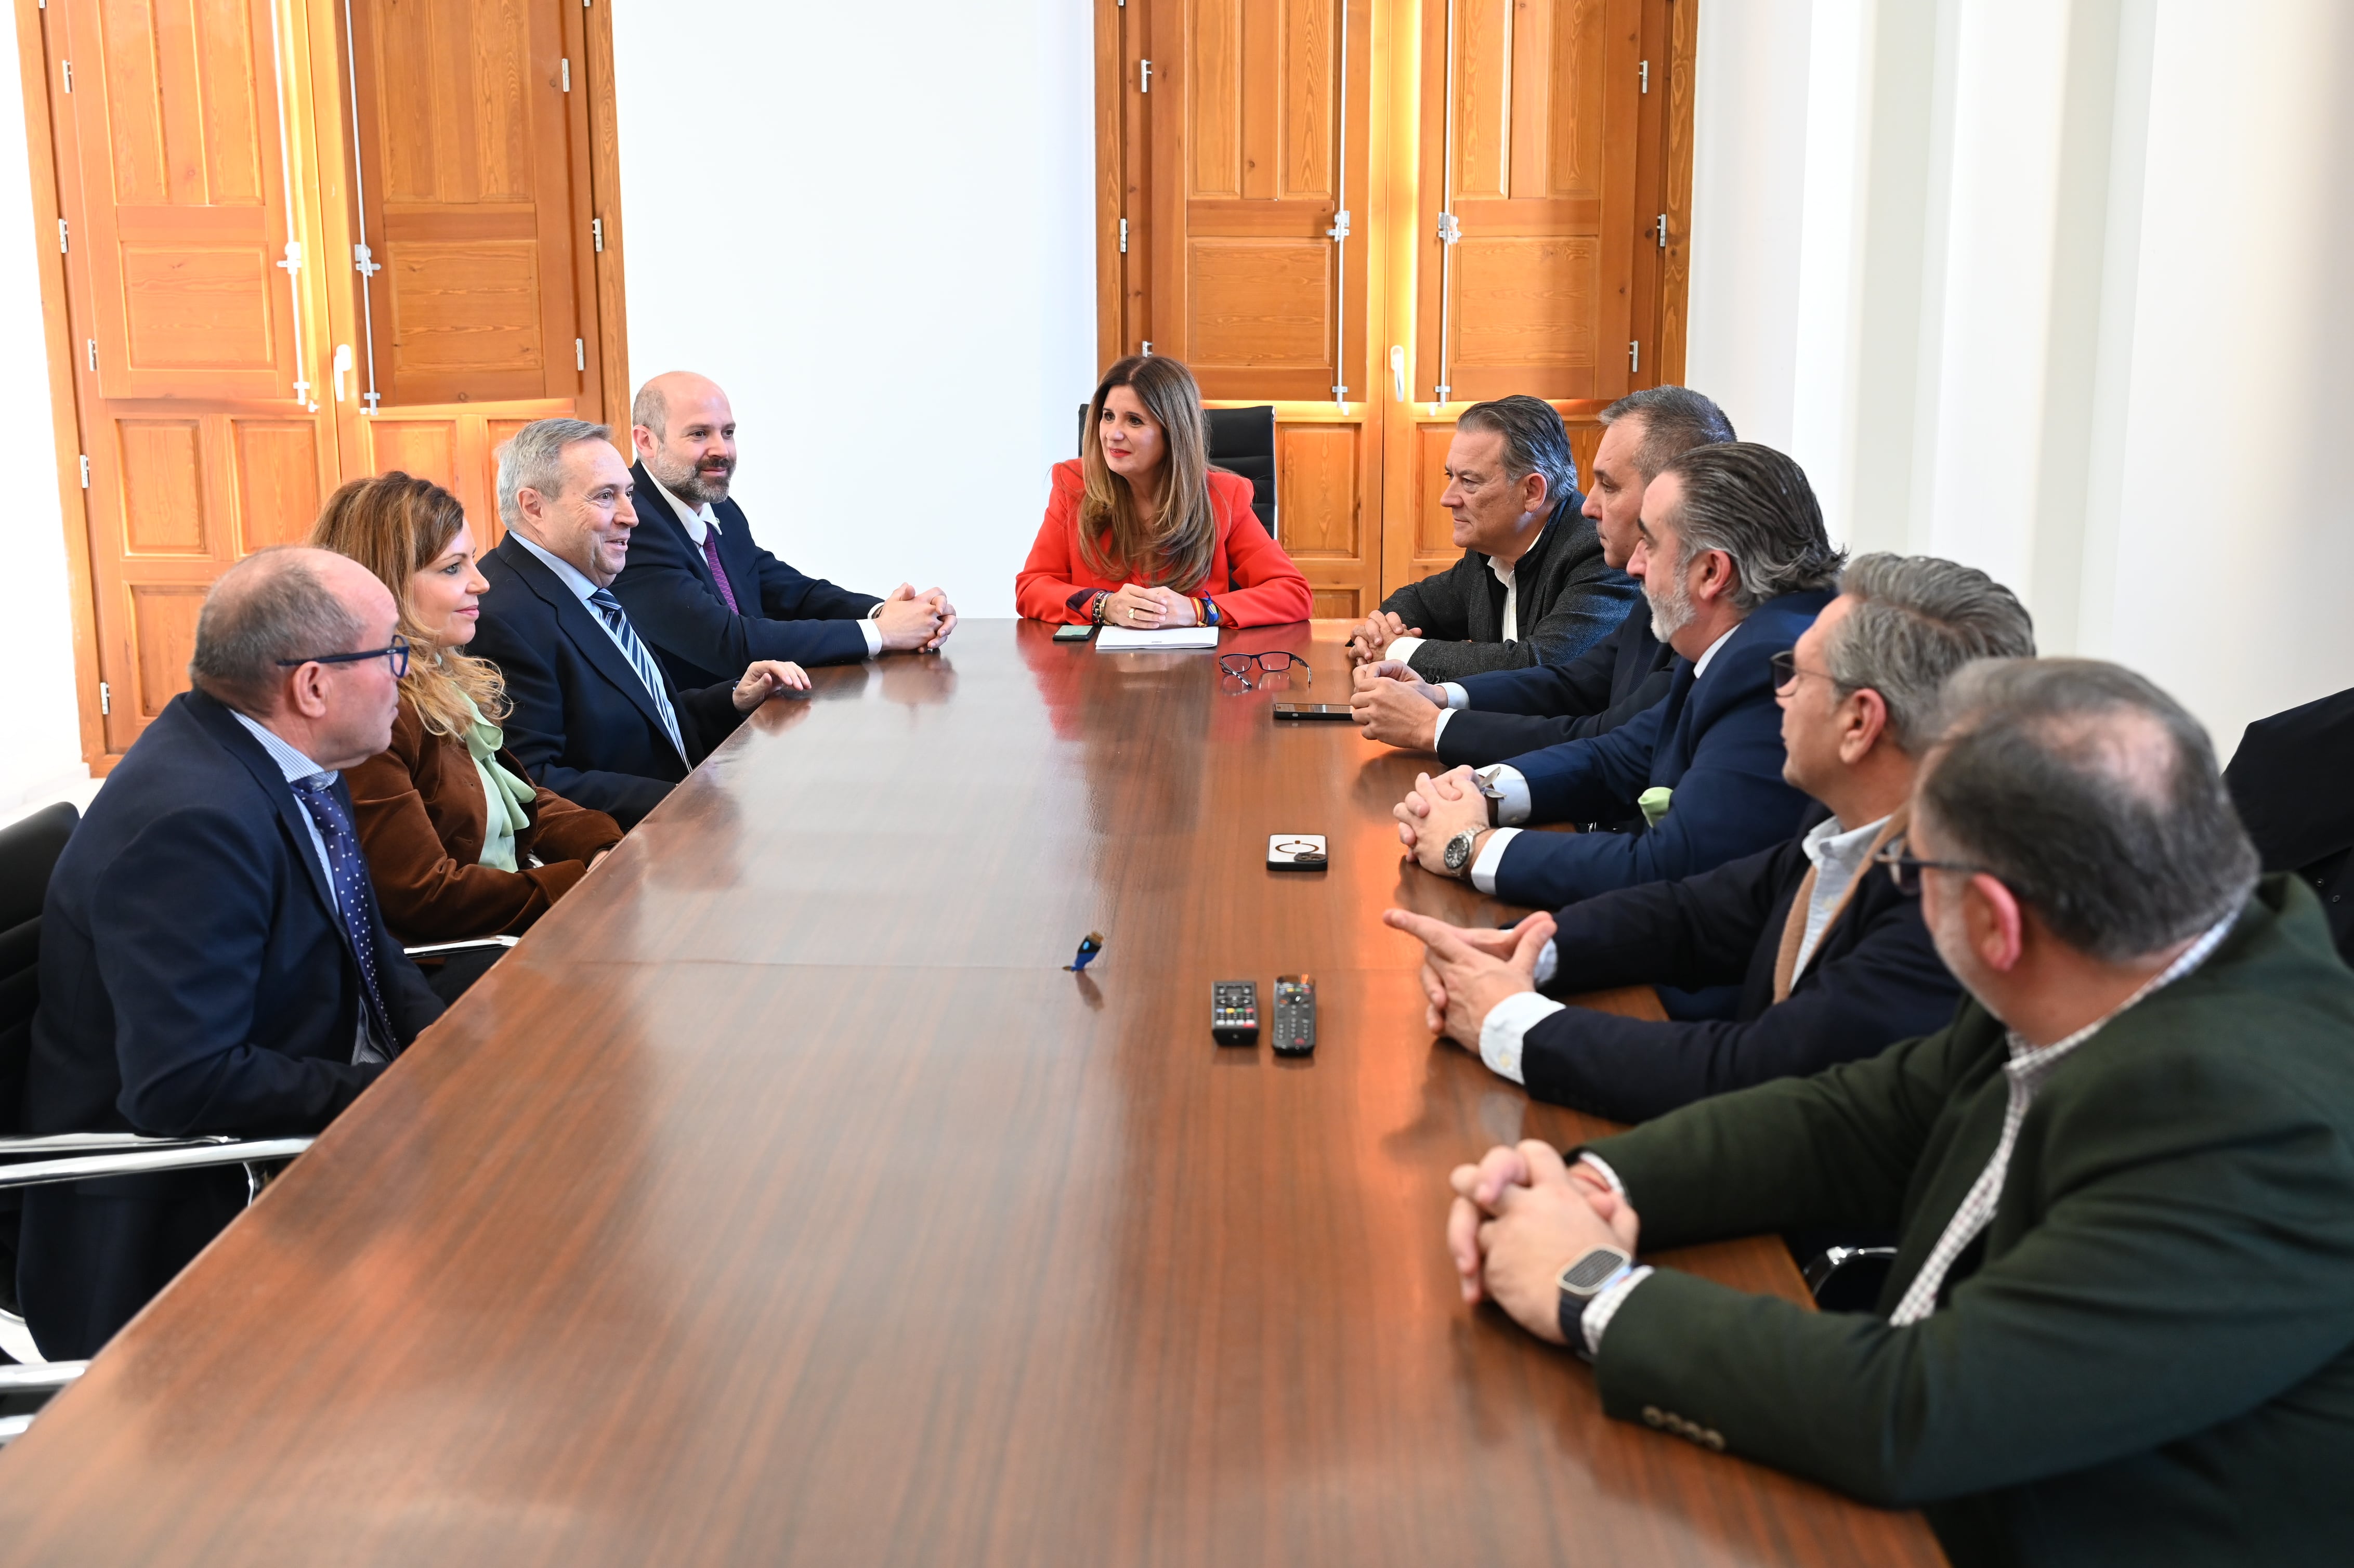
<box><xmin>1442</xmin><ymin>826</ymin><xmax>1482</xmax><ymax>875</ymax></box>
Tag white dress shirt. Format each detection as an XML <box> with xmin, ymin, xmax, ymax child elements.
<box><xmin>1464</xmin><ymin>621</ymin><xmax>1738</xmax><ymax>894</ymax></box>
<box><xmin>645</xmin><ymin>475</ymin><xmax>885</xmax><ymax>657</ymax></box>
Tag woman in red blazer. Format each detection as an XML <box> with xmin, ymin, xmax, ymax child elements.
<box><xmin>1017</xmin><ymin>354</ymin><xmax>1311</xmax><ymax>629</ymax></box>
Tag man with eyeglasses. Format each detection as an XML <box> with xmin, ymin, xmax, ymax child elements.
<box><xmin>1437</xmin><ymin>658</ymin><xmax>2354</xmax><ymax>1566</ymax></box>
<box><xmin>21</xmin><ymin>546</ymin><xmax>446</xmax><ymax>1357</ymax></box>
<box><xmin>1387</xmin><ymin>554</ymin><xmax>2034</xmax><ymax>1121</ymax></box>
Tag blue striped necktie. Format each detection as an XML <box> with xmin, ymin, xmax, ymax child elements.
<box><xmin>587</xmin><ymin>588</ymin><xmax>688</xmax><ymax>762</ymax></box>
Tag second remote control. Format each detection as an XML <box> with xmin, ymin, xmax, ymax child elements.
<box><xmin>1212</xmin><ymin>981</ymin><xmax>1259</xmax><ymax>1044</ymax></box>
<box><xmin>1272</xmin><ymin>974</ymin><xmax>1316</xmax><ymax>1054</ymax></box>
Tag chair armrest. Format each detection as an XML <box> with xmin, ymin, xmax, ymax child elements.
<box><xmin>0</xmin><ymin>1138</ymin><xmax>314</xmax><ymax>1191</ymax></box>
<box><xmin>0</xmin><ymin>1133</ymin><xmax>249</xmax><ymax>1158</ymax></box>
<box><xmin>403</xmin><ymin>935</ymin><xmax>519</xmax><ymax>957</ymax></box>
<box><xmin>0</xmin><ymin>1362</ymin><xmax>85</xmax><ymax>1394</ymax></box>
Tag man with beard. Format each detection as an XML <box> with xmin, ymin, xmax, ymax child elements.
<box><xmin>611</xmin><ymin>371</ymin><xmax>954</xmax><ymax>687</ymax></box>
<box><xmin>1393</xmin><ymin>443</ymin><xmax>1842</xmax><ymax>910</ymax></box>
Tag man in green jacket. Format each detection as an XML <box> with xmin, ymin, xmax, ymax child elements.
<box><xmin>1445</xmin><ymin>657</ymin><xmax>2354</xmax><ymax>1567</ymax></box>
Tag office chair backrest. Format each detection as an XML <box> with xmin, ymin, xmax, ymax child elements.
<box><xmin>0</xmin><ymin>804</ymin><xmax>78</xmax><ymax>1135</ymax></box>
<box><xmin>1075</xmin><ymin>402</ymin><xmax>1280</xmax><ymax>540</ymax></box>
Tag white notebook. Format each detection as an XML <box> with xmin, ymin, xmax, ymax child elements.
<box><xmin>1094</xmin><ymin>626</ymin><xmax>1222</xmax><ymax>651</ymax></box>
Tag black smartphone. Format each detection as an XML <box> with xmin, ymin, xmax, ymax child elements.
<box><xmin>1053</xmin><ymin>624</ymin><xmax>1096</xmax><ymax>643</ymax></box>
<box><xmin>1273</xmin><ymin>702</ymin><xmax>1355</xmax><ymax>722</ymax></box>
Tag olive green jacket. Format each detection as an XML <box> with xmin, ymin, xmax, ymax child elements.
<box><xmin>1583</xmin><ymin>875</ymin><xmax>2354</xmax><ymax>1567</ymax></box>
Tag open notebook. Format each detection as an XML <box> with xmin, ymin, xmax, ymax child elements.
<box><xmin>1094</xmin><ymin>626</ymin><xmax>1222</xmax><ymax>651</ymax></box>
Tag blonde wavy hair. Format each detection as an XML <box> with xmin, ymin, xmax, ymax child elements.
<box><xmin>308</xmin><ymin>472</ymin><xmax>508</xmax><ymax>740</ymax></box>
<box><xmin>1078</xmin><ymin>354</ymin><xmax>1219</xmax><ymax>589</ymax></box>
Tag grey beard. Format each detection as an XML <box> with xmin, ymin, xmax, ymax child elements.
<box><xmin>1646</xmin><ymin>571</ymin><xmax>1694</xmax><ymax>645</ymax></box>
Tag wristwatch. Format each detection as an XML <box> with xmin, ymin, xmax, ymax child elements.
<box><xmin>1556</xmin><ymin>1244</ymin><xmax>1635</xmax><ymax>1356</ymax></box>
<box><xmin>1470</xmin><ymin>767</ymin><xmax>1509</xmax><ymax>827</ymax></box>
<box><xmin>1442</xmin><ymin>826</ymin><xmax>1483</xmax><ymax>876</ymax></box>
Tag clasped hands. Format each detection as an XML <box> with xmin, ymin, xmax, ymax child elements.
<box><xmin>1350</xmin><ymin>659</ymin><xmax>1448</xmax><ymax>749</ymax></box>
<box><xmin>1392</xmin><ymin>764</ymin><xmax>1495</xmax><ymax>877</ymax></box>
<box><xmin>1100</xmin><ymin>582</ymin><xmax>1203</xmax><ymax>630</ymax></box>
<box><xmin>1345</xmin><ymin>609</ymin><xmax>1421</xmax><ymax>663</ymax></box>
<box><xmin>1446</xmin><ymin>1138</ymin><xmax>1641</xmax><ymax>1344</ymax></box>
<box><xmin>877</xmin><ymin>583</ymin><xmax>958</xmax><ymax>651</ymax></box>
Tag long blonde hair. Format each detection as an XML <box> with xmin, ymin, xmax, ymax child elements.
<box><xmin>308</xmin><ymin>472</ymin><xmax>508</xmax><ymax>740</ymax></box>
<box><xmin>1078</xmin><ymin>354</ymin><xmax>1218</xmax><ymax>588</ymax></box>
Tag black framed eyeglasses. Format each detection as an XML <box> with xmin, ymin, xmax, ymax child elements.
<box><xmin>1769</xmin><ymin>649</ymin><xmax>1838</xmax><ymax>692</ymax></box>
<box><xmin>1871</xmin><ymin>839</ymin><xmax>1988</xmax><ymax>894</ymax></box>
<box><xmin>1218</xmin><ymin>652</ymin><xmax>1310</xmax><ymax>689</ymax></box>
<box><xmin>278</xmin><ymin>633</ymin><xmax>410</xmax><ymax>679</ymax></box>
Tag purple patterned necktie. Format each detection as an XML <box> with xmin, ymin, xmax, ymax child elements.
<box><xmin>701</xmin><ymin>527</ymin><xmax>742</xmax><ymax>615</ymax></box>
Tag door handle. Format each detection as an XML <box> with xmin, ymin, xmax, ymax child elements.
<box><xmin>1390</xmin><ymin>345</ymin><xmax>1406</xmax><ymax>402</ymax></box>
<box><xmin>333</xmin><ymin>344</ymin><xmax>352</xmax><ymax>403</ymax></box>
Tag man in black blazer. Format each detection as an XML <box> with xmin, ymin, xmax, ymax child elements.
<box><xmin>22</xmin><ymin>548</ymin><xmax>444</xmax><ymax>1358</ymax></box>
<box><xmin>1342</xmin><ymin>396</ymin><xmax>1636</xmax><ymax>680</ymax></box>
<box><xmin>613</xmin><ymin>371</ymin><xmax>951</xmax><ymax>688</ymax></box>
<box><xmin>1442</xmin><ymin>660</ymin><xmax>2354</xmax><ymax>1566</ymax></box>
<box><xmin>470</xmin><ymin>419</ymin><xmax>808</xmax><ymax>830</ymax></box>
<box><xmin>1352</xmin><ymin>386</ymin><xmax>1734</xmax><ymax>763</ymax></box>
<box><xmin>2224</xmin><ymin>686</ymin><xmax>2354</xmax><ymax>963</ymax></box>
<box><xmin>1388</xmin><ymin>554</ymin><xmax>2036</xmax><ymax>1122</ymax></box>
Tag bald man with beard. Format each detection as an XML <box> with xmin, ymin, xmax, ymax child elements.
<box><xmin>610</xmin><ymin>370</ymin><xmax>957</xmax><ymax>686</ymax></box>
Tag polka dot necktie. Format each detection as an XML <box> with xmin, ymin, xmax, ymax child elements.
<box><xmin>293</xmin><ymin>773</ymin><xmax>398</xmax><ymax>1056</ymax></box>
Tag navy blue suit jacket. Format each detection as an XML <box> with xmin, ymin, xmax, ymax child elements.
<box><xmin>612</xmin><ymin>461</ymin><xmax>882</xmax><ymax>688</ymax></box>
<box><xmin>20</xmin><ymin>688</ymin><xmax>442</xmax><ymax>1357</ymax></box>
<box><xmin>1437</xmin><ymin>611</ymin><xmax>1675</xmax><ymax>769</ymax></box>
<box><xmin>1489</xmin><ymin>589</ymin><xmax>1831</xmax><ymax>907</ymax></box>
<box><xmin>470</xmin><ymin>534</ymin><xmax>748</xmax><ymax>830</ymax></box>
<box><xmin>1520</xmin><ymin>806</ymin><xmax>1960</xmax><ymax>1120</ymax></box>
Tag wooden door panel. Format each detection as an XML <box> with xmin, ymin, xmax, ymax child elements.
<box><xmin>127</xmin><ymin>581</ymin><xmax>206</xmax><ymax>720</ymax></box>
<box><xmin>116</xmin><ymin>417</ymin><xmax>210</xmax><ymax>554</ymax></box>
<box><xmin>347</xmin><ymin>0</ymin><xmax>579</xmax><ymax>408</ymax></box>
<box><xmin>1271</xmin><ymin>418</ymin><xmax>1371</xmax><ymax>619</ymax></box>
<box><xmin>231</xmin><ymin>420</ymin><xmax>326</xmax><ymax>551</ymax></box>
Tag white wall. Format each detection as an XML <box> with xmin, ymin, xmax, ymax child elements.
<box><xmin>0</xmin><ymin>9</ymin><xmax>91</xmax><ymax>819</ymax></box>
<box><xmin>608</xmin><ymin>0</ymin><xmax>1097</xmax><ymax>620</ymax></box>
<box><xmin>1687</xmin><ymin>0</ymin><xmax>2354</xmax><ymax>756</ymax></box>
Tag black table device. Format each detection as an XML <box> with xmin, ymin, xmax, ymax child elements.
<box><xmin>1273</xmin><ymin>702</ymin><xmax>1353</xmax><ymax>721</ymax></box>
<box><xmin>1053</xmin><ymin>624</ymin><xmax>1095</xmax><ymax>643</ymax></box>
<box><xmin>1212</xmin><ymin>981</ymin><xmax>1259</xmax><ymax>1044</ymax></box>
<box><xmin>1272</xmin><ymin>975</ymin><xmax>1316</xmax><ymax>1055</ymax></box>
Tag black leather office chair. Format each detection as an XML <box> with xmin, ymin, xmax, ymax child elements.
<box><xmin>0</xmin><ymin>802</ymin><xmax>311</xmax><ymax>1396</ymax></box>
<box><xmin>1076</xmin><ymin>402</ymin><xmax>1280</xmax><ymax>538</ymax></box>
<box><xmin>2225</xmin><ymin>687</ymin><xmax>2354</xmax><ymax>965</ymax></box>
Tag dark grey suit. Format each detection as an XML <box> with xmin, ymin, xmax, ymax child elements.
<box><xmin>1378</xmin><ymin>496</ymin><xmax>1639</xmax><ymax>682</ymax></box>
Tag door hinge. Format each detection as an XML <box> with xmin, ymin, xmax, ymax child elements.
<box><xmin>1629</xmin><ymin>339</ymin><xmax>1641</xmax><ymax>374</ymax></box>
<box><xmin>1437</xmin><ymin>212</ymin><xmax>1460</xmax><ymax>245</ymax></box>
<box><xmin>1141</xmin><ymin>341</ymin><xmax>1153</xmax><ymax>356</ymax></box>
<box><xmin>60</xmin><ymin>60</ymin><xmax>71</xmax><ymax>93</ymax></box>
<box><xmin>1639</xmin><ymin>60</ymin><xmax>1650</xmax><ymax>94</ymax></box>
<box><xmin>98</xmin><ymin>682</ymin><xmax>110</xmax><ymax>716</ymax></box>
<box><xmin>85</xmin><ymin>338</ymin><xmax>96</xmax><ymax>371</ymax></box>
<box><xmin>56</xmin><ymin>218</ymin><xmax>66</xmax><ymax>253</ymax></box>
<box><xmin>1118</xmin><ymin>217</ymin><xmax>1128</xmax><ymax>253</ymax></box>
<box><xmin>78</xmin><ymin>454</ymin><xmax>89</xmax><ymax>488</ymax></box>
<box><xmin>560</xmin><ymin>58</ymin><xmax>571</xmax><ymax>92</ymax></box>
<box><xmin>1139</xmin><ymin>59</ymin><xmax>1152</xmax><ymax>93</ymax></box>
<box><xmin>1656</xmin><ymin>213</ymin><xmax>1667</xmax><ymax>248</ymax></box>
<box><xmin>575</xmin><ymin>337</ymin><xmax>585</xmax><ymax>372</ymax></box>
<box><xmin>1327</xmin><ymin>208</ymin><xmax>1352</xmax><ymax>242</ymax></box>
<box><xmin>592</xmin><ymin>216</ymin><xmax>604</xmax><ymax>253</ymax></box>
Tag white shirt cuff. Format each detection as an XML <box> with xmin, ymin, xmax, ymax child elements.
<box><xmin>1477</xmin><ymin>990</ymin><xmax>1564</xmax><ymax>1085</ymax></box>
<box><xmin>1430</xmin><ymin>709</ymin><xmax>1453</xmax><ymax>746</ymax></box>
<box><xmin>1533</xmin><ymin>937</ymin><xmax>1559</xmax><ymax>988</ymax></box>
<box><xmin>1581</xmin><ymin>1265</ymin><xmax>1655</xmax><ymax>1357</ymax></box>
<box><xmin>1441</xmin><ymin>682</ymin><xmax>1471</xmax><ymax>710</ymax></box>
<box><xmin>1477</xmin><ymin>765</ymin><xmax>1532</xmax><ymax>825</ymax></box>
<box><xmin>1469</xmin><ymin>826</ymin><xmax>1521</xmax><ymax>895</ymax></box>
<box><xmin>858</xmin><ymin>617</ymin><xmax>884</xmax><ymax>656</ymax></box>
<box><xmin>1387</xmin><ymin>634</ymin><xmax>1427</xmax><ymax>665</ymax></box>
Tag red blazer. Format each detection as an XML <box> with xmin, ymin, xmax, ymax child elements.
<box><xmin>1016</xmin><ymin>460</ymin><xmax>1312</xmax><ymax>626</ymax></box>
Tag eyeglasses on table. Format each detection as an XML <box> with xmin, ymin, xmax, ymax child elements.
<box><xmin>1218</xmin><ymin>652</ymin><xmax>1311</xmax><ymax>689</ymax></box>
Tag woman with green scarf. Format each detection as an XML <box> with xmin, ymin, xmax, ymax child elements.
<box><xmin>311</xmin><ymin>472</ymin><xmax>627</xmax><ymax>1001</ymax></box>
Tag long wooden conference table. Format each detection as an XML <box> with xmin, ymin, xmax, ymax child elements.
<box><xmin>0</xmin><ymin>621</ymin><xmax>1944</xmax><ymax>1565</ymax></box>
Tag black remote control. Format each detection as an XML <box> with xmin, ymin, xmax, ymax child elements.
<box><xmin>1212</xmin><ymin>981</ymin><xmax>1259</xmax><ymax>1044</ymax></box>
<box><xmin>1272</xmin><ymin>975</ymin><xmax>1316</xmax><ymax>1054</ymax></box>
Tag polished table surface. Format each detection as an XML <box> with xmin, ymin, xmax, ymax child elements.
<box><xmin>0</xmin><ymin>621</ymin><xmax>1944</xmax><ymax>1566</ymax></box>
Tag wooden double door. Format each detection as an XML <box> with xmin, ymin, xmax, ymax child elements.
<box><xmin>1094</xmin><ymin>0</ymin><xmax>1694</xmax><ymax>617</ymax></box>
<box><xmin>25</xmin><ymin>0</ymin><xmax>625</xmax><ymax>763</ymax></box>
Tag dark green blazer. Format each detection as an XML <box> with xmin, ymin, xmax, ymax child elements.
<box><xmin>1581</xmin><ymin>875</ymin><xmax>2354</xmax><ymax>1567</ymax></box>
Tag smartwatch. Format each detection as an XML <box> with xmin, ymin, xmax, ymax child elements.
<box><xmin>1555</xmin><ymin>1245</ymin><xmax>1635</xmax><ymax>1356</ymax></box>
<box><xmin>1442</xmin><ymin>826</ymin><xmax>1483</xmax><ymax>876</ymax></box>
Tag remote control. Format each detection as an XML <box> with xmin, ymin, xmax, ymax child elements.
<box><xmin>1212</xmin><ymin>981</ymin><xmax>1259</xmax><ymax>1045</ymax></box>
<box><xmin>1272</xmin><ymin>975</ymin><xmax>1316</xmax><ymax>1055</ymax></box>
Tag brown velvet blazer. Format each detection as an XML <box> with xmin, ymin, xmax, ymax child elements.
<box><xmin>343</xmin><ymin>695</ymin><xmax>624</xmax><ymax>946</ymax></box>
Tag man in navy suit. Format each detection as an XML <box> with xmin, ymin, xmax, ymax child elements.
<box><xmin>469</xmin><ymin>419</ymin><xmax>809</xmax><ymax>830</ymax></box>
<box><xmin>613</xmin><ymin>371</ymin><xmax>953</xmax><ymax>688</ymax></box>
<box><xmin>1385</xmin><ymin>554</ymin><xmax>2036</xmax><ymax>1122</ymax></box>
<box><xmin>1352</xmin><ymin>386</ymin><xmax>1735</xmax><ymax>768</ymax></box>
<box><xmin>21</xmin><ymin>547</ymin><xmax>446</xmax><ymax>1357</ymax></box>
<box><xmin>1394</xmin><ymin>443</ymin><xmax>1845</xmax><ymax>909</ymax></box>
